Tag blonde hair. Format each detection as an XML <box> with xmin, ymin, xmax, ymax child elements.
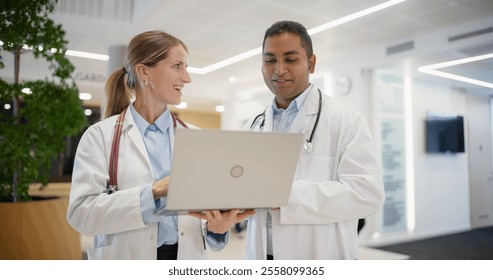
<box><xmin>104</xmin><ymin>30</ymin><xmax>188</xmax><ymax>118</ymax></box>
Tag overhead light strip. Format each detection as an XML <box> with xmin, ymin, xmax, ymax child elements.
<box><xmin>190</xmin><ymin>0</ymin><xmax>407</xmax><ymax>74</ymax></box>
<box><xmin>60</xmin><ymin>0</ymin><xmax>407</xmax><ymax>72</ymax></box>
<box><xmin>66</xmin><ymin>50</ymin><xmax>110</xmax><ymax>61</ymax></box>
<box><xmin>418</xmin><ymin>53</ymin><xmax>493</xmax><ymax>89</ymax></box>
<box><xmin>308</xmin><ymin>0</ymin><xmax>407</xmax><ymax>35</ymax></box>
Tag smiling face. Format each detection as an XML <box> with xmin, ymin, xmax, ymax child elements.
<box><xmin>262</xmin><ymin>32</ymin><xmax>316</xmax><ymax>109</ymax></box>
<box><xmin>144</xmin><ymin>44</ymin><xmax>191</xmax><ymax>106</ymax></box>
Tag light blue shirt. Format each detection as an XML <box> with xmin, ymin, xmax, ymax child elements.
<box><xmin>267</xmin><ymin>83</ymin><xmax>313</xmax><ymax>255</ymax></box>
<box><xmin>130</xmin><ymin>104</ymin><xmax>226</xmax><ymax>249</ymax></box>
<box><xmin>272</xmin><ymin>84</ymin><xmax>311</xmax><ymax>131</ymax></box>
<box><xmin>130</xmin><ymin>104</ymin><xmax>177</xmax><ymax>246</ymax></box>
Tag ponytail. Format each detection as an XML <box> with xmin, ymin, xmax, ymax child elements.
<box><xmin>104</xmin><ymin>68</ymin><xmax>131</xmax><ymax>119</ymax></box>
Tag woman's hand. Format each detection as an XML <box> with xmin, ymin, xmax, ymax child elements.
<box><xmin>189</xmin><ymin>209</ymin><xmax>256</xmax><ymax>234</ymax></box>
<box><xmin>152</xmin><ymin>176</ymin><xmax>169</xmax><ymax>200</ymax></box>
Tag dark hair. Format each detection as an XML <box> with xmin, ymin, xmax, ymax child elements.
<box><xmin>104</xmin><ymin>30</ymin><xmax>188</xmax><ymax>118</ymax></box>
<box><xmin>262</xmin><ymin>20</ymin><xmax>313</xmax><ymax>58</ymax></box>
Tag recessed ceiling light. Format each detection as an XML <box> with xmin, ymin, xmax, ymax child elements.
<box><xmin>418</xmin><ymin>53</ymin><xmax>493</xmax><ymax>89</ymax></box>
<box><xmin>79</xmin><ymin>92</ymin><xmax>92</xmax><ymax>100</ymax></box>
<box><xmin>175</xmin><ymin>102</ymin><xmax>188</xmax><ymax>109</ymax></box>
<box><xmin>215</xmin><ymin>105</ymin><xmax>225</xmax><ymax>112</ymax></box>
<box><xmin>21</xmin><ymin>88</ymin><xmax>32</xmax><ymax>94</ymax></box>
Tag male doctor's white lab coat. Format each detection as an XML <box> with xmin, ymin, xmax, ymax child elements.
<box><xmin>245</xmin><ymin>86</ymin><xmax>385</xmax><ymax>259</ymax></box>
<box><xmin>67</xmin><ymin>107</ymin><xmax>209</xmax><ymax>260</ymax></box>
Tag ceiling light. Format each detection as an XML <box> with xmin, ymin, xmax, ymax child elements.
<box><xmin>418</xmin><ymin>53</ymin><xmax>493</xmax><ymax>89</ymax></box>
<box><xmin>65</xmin><ymin>50</ymin><xmax>109</xmax><ymax>61</ymax></box>
<box><xmin>43</xmin><ymin>0</ymin><xmax>406</xmax><ymax>72</ymax></box>
<box><xmin>175</xmin><ymin>102</ymin><xmax>188</xmax><ymax>109</ymax></box>
<box><xmin>188</xmin><ymin>47</ymin><xmax>262</xmax><ymax>75</ymax></box>
<box><xmin>308</xmin><ymin>0</ymin><xmax>407</xmax><ymax>35</ymax></box>
<box><xmin>188</xmin><ymin>0</ymin><xmax>406</xmax><ymax>74</ymax></box>
<box><xmin>228</xmin><ymin>76</ymin><xmax>237</xmax><ymax>83</ymax></box>
<box><xmin>21</xmin><ymin>88</ymin><xmax>32</xmax><ymax>94</ymax></box>
<box><xmin>215</xmin><ymin>105</ymin><xmax>225</xmax><ymax>112</ymax></box>
<box><xmin>79</xmin><ymin>92</ymin><xmax>92</xmax><ymax>100</ymax></box>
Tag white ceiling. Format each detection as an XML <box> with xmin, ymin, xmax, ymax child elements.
<box><xmin>2</xmin><ymin>0</ymin><xmax>493</xmax><ymax>112</ymax></box>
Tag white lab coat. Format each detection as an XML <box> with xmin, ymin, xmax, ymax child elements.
<box><xmin>245</xmin><ymin>86</ymin><xmax>385</xmax><ymax>259</ymax></box>
<box><xmin>67</xmin><ymin>107</ymin><xmax>210</xmax><ymax>260</ymax></box>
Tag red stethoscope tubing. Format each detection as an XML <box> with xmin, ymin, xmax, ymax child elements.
<box><xmin>106</xmin><ymin>107</ymin><xmax>187</xmax><ymax>193</ymax></box>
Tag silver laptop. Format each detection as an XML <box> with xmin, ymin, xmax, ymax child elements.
<box><xmin>154</xmin><ymin>129</ymin><xmax>303</xmax><ymax>215</ymax></box>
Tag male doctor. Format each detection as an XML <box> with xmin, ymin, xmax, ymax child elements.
<box><xmin>245</xmin><ymin>20</ymin><xmax>385</xmax><ymax>259</ymax></box>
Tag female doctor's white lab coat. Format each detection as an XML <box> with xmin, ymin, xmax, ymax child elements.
<box><xmin>67</xmin><ymin>107</ymin><xmax>209</xmax><ymax>260</ymax></box>
<box><xmin>245</xmin><ymin>86</ymin><xmax>385</xmax><ymax>259</ymax></box>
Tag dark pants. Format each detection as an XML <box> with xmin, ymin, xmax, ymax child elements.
<box><xmin>157</xmin><ymin>243</ymin><xmax>178</xmax><ymax>260</ymax></box>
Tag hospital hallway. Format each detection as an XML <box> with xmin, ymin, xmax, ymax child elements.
<box><xmin>375</xmin><ymin>226</ymin><xmax>493</xmax><ymax>260</ymax></box>
<box><xmin>204</xmin><ymin>225</ymin><xmax>493</xmax><ymax>260</ymax></box>
<box><xmin>79</xmin><ymin>225</ymin><xmax>493</xmax><ymax>260</ymax></box>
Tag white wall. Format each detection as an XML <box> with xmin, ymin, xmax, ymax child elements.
<box><xmin>412</xmin><ymin>82</ymin><xmax>470</xmax><ymax>237</ymax></box>
<box><xmin>466</xmin><ymin>93</ymin><xmax>493</xmax><ymax>228</ymax></box>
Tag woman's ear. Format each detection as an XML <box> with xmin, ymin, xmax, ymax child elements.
<box><xmin>134</xmin><ymin>63</ymin><xmax>148</xmax><ymax>82</ymax></box>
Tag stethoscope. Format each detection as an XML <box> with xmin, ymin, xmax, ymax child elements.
<box><xmin>250</xmin><ymin>88</ymin><xmax>322</xmax><ymax>153</ymax></box>
<box><xmin>104</xmin><ymin>108</ymin><xmax>188</xmax><ymax>194</ymax></box>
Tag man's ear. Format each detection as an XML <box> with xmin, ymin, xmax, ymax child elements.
<box><xmin>308</xmin><ymin>54</ymin><xmax>316</xmax><ymax>74</ymax></box>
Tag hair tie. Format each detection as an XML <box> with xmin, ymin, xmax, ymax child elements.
<box><xmin>122</xmin><ymin>67</ymin><xmax>127</xmax><ymax>74</ymax></box>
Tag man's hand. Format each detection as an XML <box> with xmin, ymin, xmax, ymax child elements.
<box><xmin>189</xmin><ymin>209</ymin><xmax>256</xmax><ymax>234</ymax></box>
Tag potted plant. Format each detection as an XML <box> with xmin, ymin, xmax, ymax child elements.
<box><xmin>0</xmin><ymin>0</ymin><xmax>87</xmax><ymax>259</ymax></box>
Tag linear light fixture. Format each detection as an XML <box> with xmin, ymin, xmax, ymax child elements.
<box><xmin>0</xmin><ymin>40</ymin><xmax>110</xmax><ymax>61</ymax></box>
<box><xmin>65</xmin><ymin>50</ymin><xmax>110</xmax><ymax>61</ymax></box>
<box><xmin>308</xmin><ymin>0</ymin><xmax>407</xmax><ymax>35</ymax></box>
<box><xmin>188</xmin><ymin>47</ymin><xmax>262</xmax><ymax>75</ymax></box>
<box><xmin>418</xmin><ymin>53</ymin><xmax>493</xmax><ymax>89</ymax></box>
<box><xmin>26</xmin><ymin>0</ymin><xmax>406</xmax><ymax>71</ymax></box>
<box><xmin>188</xmin><ymin>0</ymin><xmax>407</xmax><ymax>74</ymax></box>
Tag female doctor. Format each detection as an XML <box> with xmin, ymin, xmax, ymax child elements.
<box><xmin>244</xmin><ymin>21</ymin><xmax>385</xmax><ymax>259</ymax></box>
<box><xmin>67</xmin><ymin>30</ymin><xmax>254</xmax><ymax>260</ymax></box>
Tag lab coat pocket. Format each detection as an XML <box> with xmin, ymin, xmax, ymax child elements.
<box><xmin>86</xmin><ymin>245</ymin><xmax>114</xmax><ymax>260</ymax></box>
<box><xmin>298</xmin><ymin>155</ymin><xmax>335</xmax><ymax>181</ymax></box>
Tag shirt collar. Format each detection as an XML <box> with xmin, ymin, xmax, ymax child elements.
<box><xmin>271</xmin><ymin>83</ymin><xmax>313</xmax><ymax>113</ymax></box>
<box><xmin>129</xmin><ymin>103</ymin><xmax>172</xmax><ymax>137</ymax></box>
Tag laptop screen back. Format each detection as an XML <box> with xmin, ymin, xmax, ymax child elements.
<box><xmin>165</xmin><ymin>129</ymin><xmax>303</xmax><ymax>212</ymax></box>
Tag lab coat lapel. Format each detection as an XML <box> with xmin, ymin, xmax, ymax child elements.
<box><xmin>288</xmin><ymin>87</ymin><xmax>319</xmax><ymax>134</ymax></box>
<box><xmin>124</xmin><ymin>110</ymin><xmax>153</xmax><ymax>171</ymax></box>
<box><xmin>263</xmin><ymin>106</ymin><xmax>275</xmax><ymax>132</ymax></box>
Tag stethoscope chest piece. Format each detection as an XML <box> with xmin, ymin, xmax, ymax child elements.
<box><xmin>304</xmin><ymin>139</ymin><xmax>313</xmax><ymax>153</ymax></box>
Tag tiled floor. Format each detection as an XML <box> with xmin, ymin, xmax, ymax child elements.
<box><xmin>81</xmin><ymin>230</ymin><xmax>409</xmax><ymax>260</ymax></box>
<box><xmin>208</xmin><ymin>230</ymin><xmax>409</xmax><ymax>260</ymax></box>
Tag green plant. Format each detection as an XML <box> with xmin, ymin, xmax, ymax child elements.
<box><xmin>0</xmin><ymin>0</ymin><xmax>87</xmax><ymax>201</ymax></box>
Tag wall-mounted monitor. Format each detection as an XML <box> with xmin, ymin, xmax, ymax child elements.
<box><xmin>425</xmin><ymin>113</ymin><xmax>465</xmax><ymax>154</ymax></box>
